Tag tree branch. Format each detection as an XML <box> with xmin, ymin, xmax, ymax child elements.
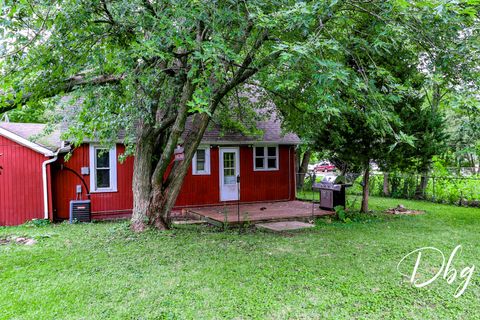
<box><xmin>0</xmin><ymin>74</ymin><xmax>125</xmax><ymax>114</ymax></box>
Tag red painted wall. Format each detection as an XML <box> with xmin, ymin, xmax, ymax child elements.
<box><xmin>174</xmin><ymin>145</ymin><xmax>296</xmax><ymax>207</ymax></box>
<box><xmin>240</xmin><ymin>146</ymin><xmax>296</xmax><ymax>203</ymax></box>
<box><xmin>51</xmin><ymin>144</ymin><xmax>296</xmax><ymax>221</ymax></box>
<box><xmin>51</xmin><ymin>144</ymin><xmax>134</xmax><ymax>220</ymax></box>
<box><xmin>0</xmin><ymin>133</ymin><xmax>297</xmax><ymax>225</ymax></box>
<box><xmin>0</xmin><ymin>136</ymin><xmax>47</xmax><ymax>225</ymax></box>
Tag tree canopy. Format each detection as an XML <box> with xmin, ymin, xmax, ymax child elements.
<box><xmin>262</xmin><ymin>0</ymin><xmax>479</xmax><ymax>210</ymax></box>
<box><xmin>1</xmin><ymin>0</ymin><xmax>479</xmax><ymax>226</ymax></box>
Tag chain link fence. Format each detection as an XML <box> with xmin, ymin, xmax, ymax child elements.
<box><xmin>296</xmin><ymin>171</ymin><xmax>480</xmax><ymax>208</ymax></box>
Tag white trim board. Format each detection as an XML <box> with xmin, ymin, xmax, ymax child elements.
<box><xmin>89</xmin><ymin>144</ymin><xmax>118</xmax><ymax>193</ymax></box>
<box><xmin>192</xmin><ymin>145</ymin><xmax>211</xmax><ymax>175</ymax></box>
<box><xmin>0</xmin><ymin>127</ymin><xmax>55</xmax><ymax>156</ymax></box>
<box><xmin>219</xmin><ymin>147</ymin><xmax>240</xmax><ymax>202</ymax></box>
<box><xmin>253</xmin><ymin>145</ymin><xmax>279</xmax><ymax>171</ymax></box>
<box><xmin>200</xmin><ymin>141</ymin><xmax>300</xmax><ymax>145</ymax></box>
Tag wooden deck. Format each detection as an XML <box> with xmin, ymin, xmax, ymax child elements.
<box><xmin>185</xmin><ymin>201</ymin><xmax>333</xmax><ymax>226</ymax></box>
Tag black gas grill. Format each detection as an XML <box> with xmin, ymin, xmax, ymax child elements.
<box><xmin>312</xmin><ymin>180</ymin><xmax>351</xmax><ymax>211</ymax></box>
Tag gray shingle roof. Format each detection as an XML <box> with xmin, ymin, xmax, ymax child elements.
<box><xmin>1</xmin><ymin>115</ymin><xmax>300</xmax><ymax>151</ymax></box>
<box><xmin>0</xmin><ymin>122</ymin><xmax>62</xmax><ymax>151</ymax></box>
<box><xmin>186</xmin><ymin>117</ymin><xmax>300</xmax><ymax>145</ymax></box>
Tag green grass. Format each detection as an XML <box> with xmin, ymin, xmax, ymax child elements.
<box><xmin>1</xmin><ymin>197</ymin><xmax>479</xmax><ymax>319</ymax></box>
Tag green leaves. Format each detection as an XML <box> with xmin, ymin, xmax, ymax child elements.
<box><xmin>187</xmin><ymin>93</ymin><xmax>211</xmax><ymax>116</ymax></box>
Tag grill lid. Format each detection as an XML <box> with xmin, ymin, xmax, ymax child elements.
<box><xmin>312</xmin><ymin>177</ymin><xmax>350</xmax><ymax>191</ymax></box>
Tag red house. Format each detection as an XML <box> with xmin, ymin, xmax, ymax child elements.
<box><xmin>0</xmin><ymin>119</ymin><xmax>300</xmax><ymax>225</ymax></box>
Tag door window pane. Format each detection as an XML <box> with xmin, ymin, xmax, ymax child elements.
<box><xmin>224</xmin><ymin>175</ymin><xmax>236</xmax><ymax>184</ymax></box>
<box><xmin>224</xmin><ymin>153</ymin><xmax>234</xmax><ymax>165</ymax></box>
<box><xmin>223</xmin><ymin>152</ymin><xmax>236</xmax><ymax>184</ymax></box>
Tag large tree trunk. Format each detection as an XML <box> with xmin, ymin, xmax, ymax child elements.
<box><xmin>131</xmin><ymin>126</ymin><xmax>156</xmax><ymax>232</ymax></box>
<box><xmin>296</xmin><ymin>149</ymin><xmax>312</xmax><ymax>189</ymax></box>
<box><xmin>148</xmin><ymin>137</ymin><xmax>200</xmax><ymax>229</ymax></box>
<box><xmin>127</xmin><ymin>25</ymin><xmax>273</xmax><ymax>232</ymax></box>
<box><xmin>383</xmin><ymin>172</ymin><xmax>390</xmax><ymax>197</ymax></box>
<box><xmin>130</xmin><ymin>108</ymin><xmax>220</xmax><ymax>231</ymax></box>
<box><xmin>361</xmin><ymin>163</ymin><xmax>370</xmax><ymax>213</ymax></box>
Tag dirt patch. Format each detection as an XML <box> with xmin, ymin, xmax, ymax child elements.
<box><xmin>385</xmin><ymin>204</ymin><xmax>425</xmax><ymax>215</ymax></box>
<box><xmin>0</xmin><ymin>236</ymin><xmax>37</xmax><ymax>246</ymax></box>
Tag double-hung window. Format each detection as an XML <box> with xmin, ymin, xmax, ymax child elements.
<box><xmin>89</xmin><ymin>145</ymin><xmax>118</xmax><ymax>192</ymax></box>
<box><xmin>192</xmin><ymin>146</ymin><xmax>211</xmax><ymax>175</ymax></box>
<box><xmin>254</xmin><ymin>146</ymin><xmax>279</xmax><ymax>171</ymax></box>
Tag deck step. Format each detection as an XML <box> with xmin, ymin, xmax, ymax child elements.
<box><xmin>256</xmin><ymin>221</ymin><xmax>315</xmax><ymax>232</ymax></box>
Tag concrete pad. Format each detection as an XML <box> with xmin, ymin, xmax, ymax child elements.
<box><xmin>256</xmin><ymin>221</ymin><xmax>315</xmax><ymax>232</ymax></box>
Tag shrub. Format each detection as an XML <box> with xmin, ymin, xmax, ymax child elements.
<box><xmin>23</xmin><ymin>219</ymin><xmax>51</xmax><ymax>228</ymax></box>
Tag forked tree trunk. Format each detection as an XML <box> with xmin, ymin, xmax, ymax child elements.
<box><xmin>130</xmin><ymin>131</ymin><xmax>198</xmax><ymax>231</ymax></box>
<box><xmin>383</xmin><ymin>172</ymin><xmax>390</xmax><ymax>197</ymax></box>
<box><xmin>361</xmin><ymin>163</ymin><xmax>370</xmax><ymax>213</ymax></box>
<box><xmin>128</xmin><ymin>27</ymin><xmax>273</xmax><ymax>232</ymax></box>
<box><xmin>130</xmin><ymin>110</ymin><xmax>216</xmax><ymax>231</ymax></box>
<box><xmin>147</xmin><ymin>140</ymin><xmax>199</xmax><ymax>229</ymax></box>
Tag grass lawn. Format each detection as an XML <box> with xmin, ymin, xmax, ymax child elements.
<box><xmin>1</xmin><ymin>197</ymin><xmax>479</xmax><ymax>319</ymax></box>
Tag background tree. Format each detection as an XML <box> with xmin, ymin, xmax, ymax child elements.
<box><xmin>444</xmin><ymin>94</ymin><xmax>480</xmax><ymax>173</ymax></box>
<box><xmin>396</xmin><ymin>1</ymin><xmax>480</xmax><ymax>192</ymax></box>
<box><xmin>266</xmin><ymin>1</ymin><xmax>477</xmax><ymax>212</ymax></box>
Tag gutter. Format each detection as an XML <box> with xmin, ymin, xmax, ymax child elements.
<box><xmin>42</xmin><ymin>153</ymin><xmax>58</xmax><ymax>219</ymax></box>
<box><xmin>41</xmin><ymin>145</ymin><xmax>70</xmax><ymax>219</ymax></box>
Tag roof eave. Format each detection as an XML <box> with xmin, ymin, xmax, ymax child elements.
<box><xmin>200</xmin><ymin>140</ymin><xmax>301</xmax><ymax>145</ymax></box>
<box><xmin>0</xmin><ymin>127</ymin><xmax>57</xmax><ymax>157</ymax></box>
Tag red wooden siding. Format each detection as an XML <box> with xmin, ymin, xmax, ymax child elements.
<box><xmin>0</xmin><ymin>135</ymin><xmax>46</xmax><ymax>225</ymax></box>
<box><xmin>1</xmin><ymin>129</ymin><xmax>297</xmax><ymax>225</ymax></box>
<box><xmin>239</xmin><ymin>145</ymin><xmax>296</xmax><ymax>203</ymax></box>
<box><xmin>175</xmin><ymin>145</ymin><xmax>296</xmax><ymax>207</ymax></box>
<box><xmin>174</xmin><ymin>147</ymin><xmax>220</xmax><ymax>206</ymax></box>
<box><xmin>51</xmin><ymin>144</ymin><xmax>296</xmax><ymax>221</ymax></box>
<box><xmin>51</xmin><ymin>144</ymin><xmax>134</xmax><ymax>220</ymax></box>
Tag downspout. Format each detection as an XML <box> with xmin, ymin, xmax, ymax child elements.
<box><xmin>42</xmin><ymin>152</ymin><xmax>59</xmax><ymax>220</ymax></box>
<box><xmin>288</xmin><ymin>146</ymin><xmax>292</xmax><ymax>200</ymax></box>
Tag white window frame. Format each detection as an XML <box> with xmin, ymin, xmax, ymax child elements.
<box><xmin>253</xmin><ymin>145</ymin><xmax>279</xmax><ymax>171</ymax></box>
<box><xmin>192</xmin><ymin>146</ymin><xmax>211</xmax><ymax>175</ymax></box>
<box><xmin>89</xmin><ymin>144</ymin><xmax>118</xmax><ymax>193</ymax></box>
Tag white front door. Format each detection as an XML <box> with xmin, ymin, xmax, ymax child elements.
<box><xmin>219</xmin><ymin>148</ymin><xmax>240</xmax><ymax>201</ymax></box>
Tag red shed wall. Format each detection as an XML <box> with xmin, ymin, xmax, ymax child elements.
<box><xmin>175</xmin><ymin>145</ymin><xmax>296</xmax><ymax>207</ymax></box>
<box><xmin>51</xmin><ymin>144</ymin><xmax>134</xmax><ymax>221</ymax></box>
<box><xmin>51</xmin><ymin>144</ymin><xmax>296</xmax><ymax>220</ymax></box>
<box><xmin>0</xmin><ymin>135</ymin><xmax>47</xmax><ymax>225</ymax></box>
<box><xmin>240</xmin><ymin>145</ymin><xmax>296</xmax><ymax>203</ymax></box>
